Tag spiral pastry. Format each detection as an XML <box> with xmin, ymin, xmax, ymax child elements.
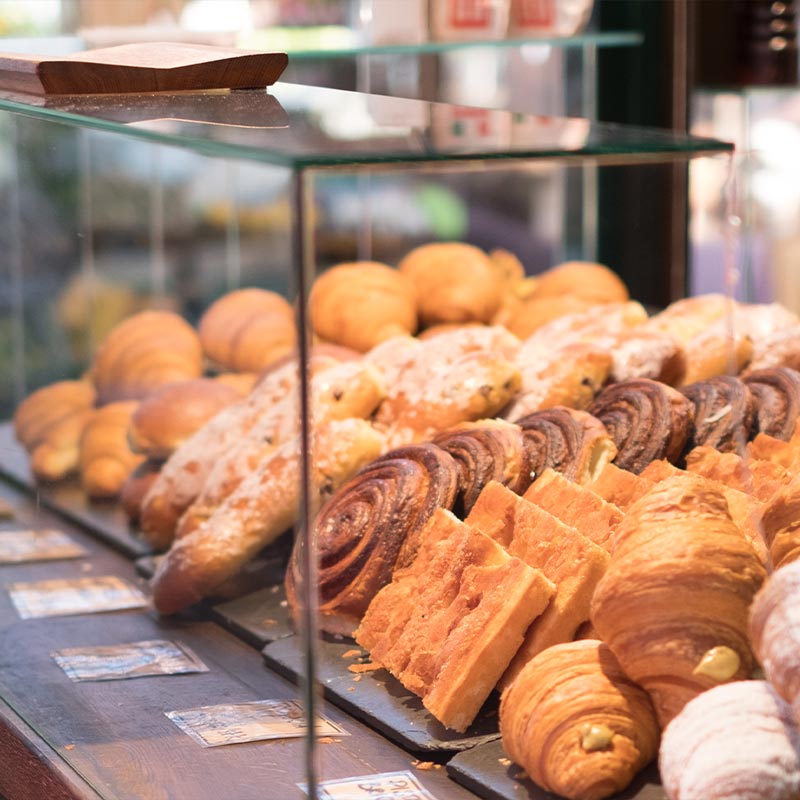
<box><xmin>286</xmin><ymin>443</ymin><xmax>459</xmax><ymax>635</ymax></box>
<box><xmin>743</xmin><ymin>367</ymin><xmax>800</xmax><ymax>442</ymax></box>
<box><xmin>500</xmin><ymin>640</ymin><xmax>660</xmax><ymax>800</ymax></box>
<box><xmin>750</xmin><ymin>561</ymin><xmax>800</xmax><ymax>724</ymax></box>
<box><xmin>680</xmin><ymin>375</ymin><xmax>756</xmax><ymax>454</ymax></box>
<box><xmin>514</xmin><ymin>406</ymin><xmax>617</xmax><ymax>486</ymax></box>
<box><xmin>432</xmin><ymin>419</ymin><xmax>531</xmax><ymax>515</ymax></box>
<box><xmin>587</xmin><ymin>379</ymin><xmax>694</xmax><ymax>474</ymax></box>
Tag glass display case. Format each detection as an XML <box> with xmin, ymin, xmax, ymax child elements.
<box><xmin>3</xmin><ymin>79</ymin><xmax>778</xmax><ymax>800</ymax></box>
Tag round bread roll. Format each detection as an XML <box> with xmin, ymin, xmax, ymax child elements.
<box><xmin>199</xmin><ymin>288</ymin><xmax>296</xmax><ymax>372</ymax></box>
<box><xmin>531</xmin><ymin>261</ymin><xmax>629</xmax><ymax>305</ymax></box>
<box><xmin>495</xmin><ymin>294</ymin><xmax>596</xmax><ymax>339</ymax></box>
<box><xmin>309</xmin><ymin>261</ymin><xmax>417</xmax><ymax>352</ymax></box>
<box><xmin>128</xmin><ymin>378</ymin><xmax>243</xmax><ymax>460</ymax></box>
<box><xmin>398</xmin><ymin>242</ymin><xmax>505</xmax><ymax>326</ymax></box>
<box><xmin>91</xmin><ymin>311</ymin><xmax>203</xmax><ymax>404</ymax></box>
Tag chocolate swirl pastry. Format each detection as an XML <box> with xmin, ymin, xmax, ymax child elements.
<box><xmin>680</xmin><ymin>375</ymin><xmax>756</xmax><ymax>454</ymax></box>
<box><xmin>432</xmin><ymin>419</ymin><xmax>531</xmax><ymax>515</ymax></box>
<box><xmin>515</xmin><ymin>406</ymin><xmax>617</xmax><ymax>485</ymax></box>
<box><xmin>587</xmin><ymin>379</ymin><xmax>694</xmax><ymax>474</ymax></box>
<box><xmin>743</xmin><ymin>367</ymin><xmax>800</xmax><ymax>442</ymax></box>
<box><xmin>285</xmin><ymin>443</ymin><xmax>459</xmax><ymax>635</ymax></box>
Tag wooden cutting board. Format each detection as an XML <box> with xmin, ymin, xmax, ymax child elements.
<box><xmin>0</xmin><ymin>42</ymin><xmax>288</xmax><ymax>95</ymax></box>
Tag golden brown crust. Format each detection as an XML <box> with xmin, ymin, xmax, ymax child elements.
<box><xmin>759</xmin><ymin>479</ymin><xmax>800</xmax><ymax>570</ymax></box>
<box><xmin>198</xmin><ymin>288</ymin><xmax>296</xmax><ymax>372</ymax></box>
<box><xmin>494</xmin><ymin>294</ymin><xmax>596</xmax><ymax>340</ymax></box>
<box><xmin>590</xmin><ymin>474</ymin><xmax>767</xmax><ymax>727</ymax></box>
<box><xmin>530</xmin><ymin>261</ymin><xmax>629</xmax><ymax>305</ymax></box>
<box><xmin>500</xmin><ymin>640</ymin><xmax>660</xmax><ymax>800</ymax></box>
<box><xmin>586</xmin><ymin>462</ymin><xmax>655</xmax><ymax>511</ymax></box>
<box><xmin>128</xmin><ymin>379</ymin><xmax>242</xmax><ymax>460</ymax></box>
<box><xmin>398</xmin><ymin>242</ymin><xmax>505</xmax><ymax>326</ymax></box>
<box><xmin>91</xmin><ymin>310</ymin><xmax>203</xmax><ymax>404</ymax></box>
<box><xmin>13</xmin><ymin>380</ymin><xmax>96</xmax><ymax>450</ymax></box>
<box><xmin>677</xmin><ymin>321</ymin><xmax>754</xmax><ymax>385</ymax></box>
<box><xmin>309</xmin><ymin>262</ymin><xmax>417</xmax><ymax>352</ymax></box>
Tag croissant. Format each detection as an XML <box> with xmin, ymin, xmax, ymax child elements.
<box><xmin>590</xmin><ymin>474</ymin><xmax>767</xmax><ymax>727</ymax></box>
<box><xmin>743</xmin><ymin>366</ymin><xmax>800</xmax><ymax>441</ymax></box>
<box><xmin>432</xmin><ymin>419</ymin><xmax>531</xmax><ymax>515</ymax></box>
<box><xmin>13</xmin><ymin>380</ymin><xmax>96</xmax><ymax>481</ymax></box>
<box><xmin>466</xmin><ymin>481</ymin><xmax>609</xmax><ymax>687</ymax></box>
<box><xmin>309</xmin><ymin>262</ymin><xmax>418</xmax><ymax>352</ymax></box>
<box><xmin>759</xmin><ymin>480</ymin><xmax>800</xmax><ymax>569</ymax></box>
<box><xmin>515</xmin><ymin>407</ymin><xmax>617</xmax><ymax>486</ymax></box>
<box><xmin>90</xmin><ymin>310</ymin><xmax>203</xmax><ymax>404</ymax></box>
<box><xmin>79</xmin><ymin>401</ymin><xmax>145</xmax><ymax>499</ymax></box>
<box><xmin>355</xmin><ymin>508</ymin><xmax>555</xmax><ymax>732</ymax></box>
<box><xmin>127</xmin><ymin>378</ymin><xmax>242</xmax><ymax>460</ymax></box>
<box><xmin>680</xmin><ymin>375</ymin><xmax>756</xmax><ymax>454</ymax></box>
<box><xmin>175</xmin><ymin>360</ymin><xmax>385</xmax><ymax>538</ymax></box>
<box><xmin>587</xmin><ymin>379</ymin><xmax>694</xmax><ymax>474</ymax></box>
<box><xmin>151</xmin><ymin>418</ymin><xmax>384</xmax><ymax>615</ymax></box>
<box><xmin>198</xmin><ymin>287</ymin><xmax>296</xmax><ymax>372</ymax></box>
<box><xmin>398</xmin><ymin>242</ymin><xmax>506</xmax><ymax>326</ymax></box>
<box><xmin>659</xmin><ymin>681</ymin><xmax>800</xmax><ymax>800</ymax></box>
<box><xmin>500</xmin><ymin>640</ymin><xmax>660</xmax><ymax>800</ymax></box>
<box><xmin>286</xmin><ymin>443</ymin><xmax>459</xmax><ymax>636</ymax></box>
<box><xmin>749</xmin><ymin>561</ymin><xmax>800</xmax><ymax>724</ymax></box>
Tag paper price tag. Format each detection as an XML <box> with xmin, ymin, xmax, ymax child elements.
<box><xmin>52</xmin><ymin>639</ymin><xmax>208</xmax><ymax>682</ymax></box>
<box><xmin>8</xmin><ymin>576</ymin><xmax>148</xmax><ymax>619</ymax></box>
<box><xmin>167</xmin><ymin>699</ymin><xmax>348</xmax><ymax>748</ymax></box>
<box><xmin>0</xmin><ymin>529</ymin><xmax>86</xmax><ymax>564</ymax></box>
<box><xmin>310</xmin><ymin>771</ymin><xmax>439</xmax><ymax>800</ymax></box>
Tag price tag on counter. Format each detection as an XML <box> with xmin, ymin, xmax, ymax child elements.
<box><xmin>307</xmin><ymin>771</ymin><xmax>439</xmax><ymax>800</ymax></box>
<box><xmin>0</xmin><ymin>529</ymin><xmax>86</xmax><ymax>564</ymax></box>
<box><xmin>166</xmin><ymin>699</ymin><xmax>348</xmax><ymax>748</ymax></box>
<box><xmin>8</xmin><ymin>575</ymin><xmax>148</xmax><ymax>619</ymax></box>
<box><xmin>52</xmin><ymin>639</ymin><xmax>208</xmax><ymax>682</ymax></box>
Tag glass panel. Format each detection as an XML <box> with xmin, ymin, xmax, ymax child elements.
<box><xmin>0</xmin><ymin>83</ymin><xmax>731</xmax><ymax>169</ymax></box>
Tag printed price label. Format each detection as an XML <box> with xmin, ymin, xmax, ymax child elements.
<box><xmin>309</xmin><ymin>771</ymin><xmax>439</xmax><ymax>800</ymax></box>
<box><xmin>166</xmin><ymin>699</ymin><xmax>348</xmax><ymax>748</ymax></box>
<box><xmin>0</xmin><ymin>529</ymin><xmax>86</xmax><ymax>564</ymax></box>
<box><xmin>8</xmin><ymin>576</ymin><xmax>148</xmax><ymax>619</ymax></box>
<box><xmin>52</xmin><ymin>639</ymin><xmax>208</xmax><ymax>682</ymax></box>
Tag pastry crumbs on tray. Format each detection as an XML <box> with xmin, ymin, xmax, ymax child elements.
<box><xmin>317</xmin><ymin>737</ymin><xmax>339</xmax><ymax>744</ymax></box>
<box><xmin>352</xmin><ymin>675</ymin><xmax>362</xmax><ymax>682</ymax></box>
<box><xmin>411</xmin><ymin>760</ymin><xmax>438</xmax><ymax>771</ymax></box>
<box><xmin>498</xmin><ymin>758</ymin><xmax>511</xmax><ymax>767</ymax></box>
<box><xmin>342</xmin><ymin>648</ymin><xmax>363</xmax><ymax>659</ymax></box>
<box><xmin>347</xmin><ymin>662</ymin><xmax>379</xmax><ymax>673</ymax></box>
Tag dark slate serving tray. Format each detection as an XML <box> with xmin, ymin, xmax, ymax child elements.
<box><xmin>0</xmin><ymin>422</ymin><xmax>151</xmax><ymax>559</ymax></box>
<box><xmin>211</xmin><ymin>583</ymin><xmax>294</xmax><ymax>649</ymax></box>
<box><xmin>447</xmin><ymin>739</ymin><xmax>666</xmax><ymax>800</ymax></box>
<box><xmin>263</xmin><ymin>634</ymin><xmax>501</xmax><ymax>755</ymax></box>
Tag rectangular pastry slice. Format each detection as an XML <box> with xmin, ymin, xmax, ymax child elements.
<box><xmin>355</xmin><ymin>508</ymin><xmax>554</xmax><ymax>732</ymax></box>
<box><xmin>522</xmin><ymin>467</ymin><xmax>623</xmax><ymax>551</ymax></box>
<box><xmin>586</xmin><ymin>462</ymin><xmax>654</xmax><ymax>510</ymax></box>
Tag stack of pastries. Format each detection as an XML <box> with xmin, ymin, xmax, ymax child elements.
<box><xmin>12</xmin><ymin>242</ymin><xmax>800</xmax><ymax>799</ymax></box>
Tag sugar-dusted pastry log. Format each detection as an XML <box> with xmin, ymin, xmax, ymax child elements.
<box><xmin>466</xmin><ymin>481</ymin><xmax>609</xmax><ymax>687</ymax></box>
<box><xmin>500</xmin><ymin>640</ymin><xmax>660</xmax><ymax>800</ymax></box>
<box><xmin>128</xmin><ymin>378</ymin><xmax>242</xmax><ymax>460</ymax></box>
<box><xmin>355</xmin><ymin>508</ymin><xmax>555</xmax><ymax>732</ymax></box>
<box><xmin>647</xmin><ymin>293</ymin><xmax>730</xmax><ymax>343</ymax></box>
<box><xmin>372</xmin><ymin>326</ymin><xmax>521</xmax><ymax>447</ymax></box>
<box><xmin>286</xmin><ymin>443</ymin><xmax>459</xmax><ymax>636</ymax></box>
<box><xmin>591</xmin><ymin>474</ymin><xmax>767</xmax><ymax>727</ymax></box>
<box><xmin>522</xmin><ymin>467</ymin><xmax>623</xmax><ymax>552</ymax></box>
<box><xmin>176</xmin><ymin>360</ymin><xmax>386</xmax><ymax>538</ymax></box>
<box><xmin>432</xmin><ymin>419</ymin><xmax>531</xmax><ymax>515</ymax></box>
<box><xmin>677</xmin><ymin>320</ymin><xmax>754</xmax><ymax>385</ymax></box>
<box><xmin>79</xmin><ymin>401</ymin><xmax>145</xmax><ymax>499</ymax></box>
<box><xmin>504</xmin><ymin>342</ymin><xmax>612</xmax><ymax>421</ymax></box>
<box><xmin>743</xmin><ymin>366</ymin><xmax>800</xmax><ymax>441</ymax></box>
<box><xmin>680</xmin><ymin>375</ymin><xmax>756</xmax><ymax>454</ymax></box>
<box><xmin>13</xmin><ymin>380</ymin><xmax>97</xmax><ymax>482</ymax></box>
<box><xmin>659</xmin><ymin>681</ymin><xmax>800</xmax><ymax>800</ymax></box>
<box><xmin>760</xmin><ymin>483</ymin><xmax>800</xmax><ymax>570</ymax></box>
<box><xmin>749</xmin><ymin>561</ymin><xmax>800</xmax><ymax>723</ymax></box>
<box><xmin>515</xmin><ymin>407</ymin><xmax>617</xmax><ymax>485</ymax></box>
<box><xmin>198</xmin><ymin>287</ymin><xmax>296</xmax><ymax>372</ymax></box>
<box><xmin>745</xmin><ymin>325</ymin><xmax>800</xmax><ymax>373</ymax></box>
<box><xmin>151</xmin><ymin>418</ymin><xmax>384</xmax><ymax>615</ymax></box>
<box><xmin>398</xmin><ymin>242</ymin><xmax>509</xmax><ymax>326</ymax></box>
<box><xmin>685</xmin><ymin>445</ymin><xmax>792</xmax><ymax>502</ymax></box>
<box><xmin>605</xmin><ymin>325</ymin><xmax>686</xmax><ymax>385</ymax></box>
<box><xmin>310</xmin><ymin>262</ymin><xmax>418</xmax><ymax>352</ymax></box>
<box><xmin>586</xmin><ymin>462</ymin><xmax>655</xmax><ymax>511</ymax></box>
<box><xmin>587</xmin><ymin>379</ymin><xmax>694</xmax><ymax>474</ymax></box>
<box><xmin>90</xmin><ymin>310</ymin><xmax>203</xmax><ymax>404</ymax></box>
